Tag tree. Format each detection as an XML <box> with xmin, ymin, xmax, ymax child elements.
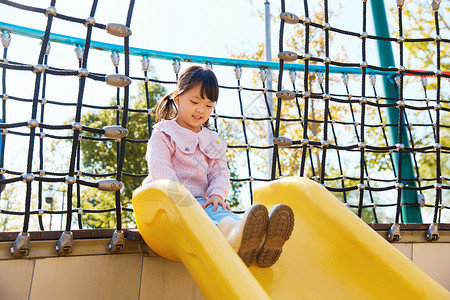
<box><xmin>0</xmin><ymin>185</ymin><xmax>22</xmax><ymax>231</ymax></box>
<box><xmin>389</xmin><ymin>1</ymin><xmax>449</xmax><ymax>93</ymax></box>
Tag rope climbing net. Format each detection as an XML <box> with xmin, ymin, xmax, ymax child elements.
<box><xmin>0</xmin><ymin>0</ymin><xmax>448</xmax><ymax>257</ymax></box>
<box><xmin>273</xmin><ymin>0</ymin><xmax>449</xmax><ymax>242</ymax></box>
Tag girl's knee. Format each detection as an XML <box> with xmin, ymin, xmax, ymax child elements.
<box><xmin>204</xmin><ymin>204</ymin><xmax>224</xmax><ymax>215</ymax></box>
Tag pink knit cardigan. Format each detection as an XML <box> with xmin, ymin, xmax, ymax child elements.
<box><xmin>142</xmin><ymin>119</ymin><xmax>230</xmax><ymax>200</ymax></box>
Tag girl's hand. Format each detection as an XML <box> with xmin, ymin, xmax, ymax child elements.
<box><xmin>202</xmin><ymin>194</ymin><xmax>231</xmax><ymax>212</ymax></box>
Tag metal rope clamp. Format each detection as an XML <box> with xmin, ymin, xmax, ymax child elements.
<box><xmin>141</xmin><ymin>56</ymin><xmax>150</xmax><ymax>72</ymax></box>
<box><xmin>84</xmin><ymin>17</ymin><xmax>96</xmax><ymax>27</ymax></box>
<box><xmin>108</xmin><ymin>230</ymin><xmax>125</xmax><ymax>253</ymax></box>
<box><xmin>172</xmin><ymin>59</ymin><xmax>181</xmax><ymax>74</ymax></box>
<box><xmin>106</xmin><ymin>23</ymin><xmax>132</xmax><ymax>37</ymax></box>
<box><xmin>45</xmin><ymin>6</ymin><xmax>57</xmax><ymax>17</ymax></box>
<box><xmin>77</xmin><ymin>68</ymin><xmax>89</xmax><ymax>78</ymax></box>
<box><xmin>1</xmin><ymin>30</ymin><xmax>11</xmax><ymax>48</ymax></box>
<box><xmin>10</xmin><ymin>232</ymin><xmax>31</xmax><ymax>258</ymax></box>
<box><xmin>105</xmin><ymin>74</ymin><xmax>132</xmax><ymax>87</ymax></box>
<box><xmin>22</xmin><ymin>173</ymin><xmax>35</xmax><ymax>183</ymax></box>
<box><xmin>259</xmin><ymin>68</ymin><xmax>267</xmax><ymax>82</ymax></box>
<box><xmin>276</xmin><ymin>90</ymin><xmax>295</xmax><ymax>100</ymax></box>
<box><xmin>74</xmin><ymin>45</ymin><xmax>84</xmax><ymax>61</ymax></box>
<box><xmin>32</xmin><ymin>64</ymin><xmax>48</xmax><ymax>74</ymax></box>
<box><xmin>417</xmin><ymin>193</ymin><xmax>425</xmax><ymax>207</ymax></box>
<box><xmin>387</xmin><ymin>224</ymin><xmax>401</xmax><ymax>242</ymax></box>
<box><xmin>43</xmin><ymin>41</ymin><xmax>51</xmax><ymax>55</ymax></box>
<box><xmin>110</xmin><ymin>51</ymin><xmax>120</xmax><ymax>67</ymax></box>
<box><xmin>426</xmin><ymin>223</ymin><xmax>440</xmax><ymax>242</ymax></box>
<box><xmin>97</xmin><ymin>179</ymin><xmax>123</xmax><ymax>192</ymax></box>
<box><xmin>65</xmin><ymin>176</ymin><xmax>76</xmax><ymax>185</ymax></box>
<box><xmin>280</xmin><ymin>12</ymin><xmax>299</xmax><ymax>24</ymax></box>
<box><xmin>56</xmin><ymin>231</ymin><xmax>74</xmax><ymax>256</ymax></box>
<box><xmin>430</xmin><ymin>0</ymin><xmax>440</xmax><ymax>11</ymax></box>
<box><xmin>234</xmin><ymin>66</ymin><xmax>242</xmax><ymax>80</ymax></box>
<box><xmin>27</xmin><ymin>119</ymin><xmax>39</xmax><ymax>128</ymax></box>
<box><xmin>103</xmin><ymin>125</ymin><xmax>128</xmax><ymax>139</ymax></box>
<box><xmin>273</xmin><ymin>137</ymin><xmax>292</xmax><ymax>148</ymax></box>
<box><xmin>289</xmin><ymin>70</ymin><xmax>296</xmax><ymax>83</ymax></box>
<box><xmin>342</xmin><ymin>73</ymin><xmax>350</xmax><ymax>86</ymax></box>
<box><xmin>278</xmin><ymin>51</ymin><xmax>298</xmax><ymax>62</ymax></box>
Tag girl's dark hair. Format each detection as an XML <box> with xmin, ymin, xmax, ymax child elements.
<box><xmin>154</xmin><ymin>66</ymin><xmax>219</xmax><ymax>126</ymax></box>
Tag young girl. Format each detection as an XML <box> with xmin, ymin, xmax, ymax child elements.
<box><xmin>142</xmin><ymin>65</ymin><xmax>294</xmax><ymax>268</ymax></box>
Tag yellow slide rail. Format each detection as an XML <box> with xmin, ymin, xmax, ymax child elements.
<box><xmin>132</xmin><ymin>177</ymin><xmax>449</xmax><ymax>299</ymax></box>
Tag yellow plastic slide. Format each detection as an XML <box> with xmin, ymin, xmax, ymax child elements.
<box><xmin>132</xmin><ymin>177</ymin><xmax>449</xmax><ymax>299</ymax></box>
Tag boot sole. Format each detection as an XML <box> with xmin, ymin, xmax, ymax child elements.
<box><xmin>256</xmin><ymin>204</ymin><xmax>294</xmax><ymax>268</ymax></box>
<box><xmin>238</xmin><ymin>204</ymin><xmax>269</xmax><ymax>267</ymax></box>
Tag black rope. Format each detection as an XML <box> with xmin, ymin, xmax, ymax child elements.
<box><xmin>298</xmin><ymin>0</ymin><xmax>311</xmax><ymax>178</ymax></box>
<box><xmin>0</xmin><ymin>38</ymin><xmax>8</xmax><ymax>196</ymax></box>
<box><xmin>294</xmin><ymin>14</ymin><xmax>450</xmax><ymax>45</ymax></box>
<box><xmin>432</xmin><ymin>11</ymin><xmax>442</xmax><ymax>224</ymax></box>
<box><xmin>271</xmin><ymin>0</ymin><xmax>286</xmax><ymax>180</ymax></box>
<box><xmin>393</xmin><ymin>6</ymin><xmax>405</xmax><ymax>224</ymax></box>
<box><xmin>22</xmin><ymin>0</ymin><xmax>56</xmax><ymax>233</ymax></box>
<box><xmin>262</xmin><ymin>77</ymin><xmax>282</xmax><ymax>177</ymax></box>
<box><xmin>114</xmin><ymin>59</ymin><xmax>122</xmax><ymax>229</ymax></box>
<box><xmin>317</xmin><ymin>80</ymin><xmax>349</xmax><ymax>206</ymax></box>
<box><xmin>236</xmin><ymin>77</ymin><xmax>254</xmax><ymax>203</ymax></box>
<box><xmin>114</xmin><ymin>0</ymin><xmax>135</xmax><ymax>231</ymax></box>
<box><xmin>37</xmin><ymin>52</ymin><xmax>49</xmax><ymax>231</ymax></box>
<box><xmin>0</xmin><ymin>0</ymin><xmax>45</xmax><ymax>13</ymax></box>
<box><xmin>292</xmin><ymin>80</ymin><xmax>315</xmax><ymax>179</ymax></box>
<box><xmin>64</xmin><ymin>0</ymin><xmax>99</xmax><ymax>232</ymax></box>
<box><xmin>143</xmin><ymin>63</ymin><xmax>153</xmax><ymax>139</ymax></box>
<box><xmin>403</xmin><ymin>109</ymin><xmax>424</xmax><ymax>205</ymax></box>
<box><xmin>0</xmin><ymin>0</ymin><xmax>448</xmax><ymax>233</ymax></box>
<box><xmin>357</xmin><ymin>0</ymin><xmax>367</xmax><ymax>218</ymax></box>
<box><xmin>320</xmin><ymin>0</ymin><xmax>330</xmax><ymax>188</ymax></box>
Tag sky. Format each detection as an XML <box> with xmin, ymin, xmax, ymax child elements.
<box><xmin>0</xmin><ymin>0</ymin><xmax>389</xmax><ymax>113</ymax></box>
<box><xmin>0</xmin><ymin>0</ymin><xmax>375</xmax><ymax>153</ymax></box>
<box><xmin>0</xmin><ymin>0</ymin><xmax>448</xmax><ymax>228</ymax></box>
<box><xmin>0</xmin><ymin>0</ymin><xmax>369</xmax><ymax>172</ymax></box>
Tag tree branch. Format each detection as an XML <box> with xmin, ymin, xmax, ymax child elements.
<box><xmin>438</xmin><ymin>11</ymin><xmax>450</xmax><ymax>31</ymax></box>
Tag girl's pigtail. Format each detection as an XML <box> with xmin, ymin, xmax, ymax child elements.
<box><xmin>154</xmin><ymin>92</ymin><xmax>177</xmax><ymax>123</ymax></box>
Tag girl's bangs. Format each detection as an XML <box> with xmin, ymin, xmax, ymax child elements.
<box><xmin>200</xmin><ymin>72</ymin><xmax>219</xmax><ymax>102</ymax></box>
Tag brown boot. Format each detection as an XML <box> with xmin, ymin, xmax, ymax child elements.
<box><xmin>217</xmin><ymin>204</ymin><xmax>268</xmax><ymax>267</ymax></box>
<box><xmin>256</xmin><ymin>204</ymin><xmax>294</xmax><ymax>268</ymax></box>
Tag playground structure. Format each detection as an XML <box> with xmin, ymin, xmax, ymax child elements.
<box><xmin>0</xmin><ymin>0</ymin><xmax>449</xmax><ymax>299</ymax></box>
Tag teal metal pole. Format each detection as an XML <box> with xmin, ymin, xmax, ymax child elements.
<box><xmin>0</xmin><ymin>21</ymin><xmax>394</xmax><ymax>75</ymax></box>
<box><xmin>370</xmin><ymin>0</ymin><xmax>422</xmax><ymax>222</ymax></box>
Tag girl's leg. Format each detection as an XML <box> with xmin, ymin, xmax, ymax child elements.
<box><xmin>196</xmin><ymin>197</ymin><xmax>269</xmax><ymax>267</ymax></box>
<box><xmin>217</xmin><ymin>205</ymin><xmax>268</xmax><ymax>267</ymax></box>
<box><xmin>256</xmin><ymin>204</ymin><xmax>295</xmax><ymax>268</ymax></box>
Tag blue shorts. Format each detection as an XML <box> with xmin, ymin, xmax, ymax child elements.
<box><xmin>196</xmin><ymin>197</ymin><xmax>241</xmax><ymax>225</ymax></box>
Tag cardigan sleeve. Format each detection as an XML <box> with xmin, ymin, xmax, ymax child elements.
<box><xmin>206</xmin><ymin>150</ymin><xmax>230</xmax><ymax>200</ymax></box>
<box><xmin>146</xmin><ymin>131</ymin><xmax>179</xmax><ymax>182</ymax></box>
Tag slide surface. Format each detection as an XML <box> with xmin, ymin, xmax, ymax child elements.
<box><xmin>132</xmin><ymin>177</ymin><xmax>449</xmax><ymax>300</ymax></box>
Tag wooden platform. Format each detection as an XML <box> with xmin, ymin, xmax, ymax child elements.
<box><xmin>0</xmin><ymin>225</ymin><xmax>448</xmax><ymax>300</ymax></box>
<box><xmin>2</xmin><ymin>223</ymin><xmax>449</xmax><ymax>242</ymax></box>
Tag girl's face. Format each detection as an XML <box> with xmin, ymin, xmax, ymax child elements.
<box><xmin>173</xmin><ymin>83</ymin><xmax>215</xmax><ymax>133</ymax></box>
